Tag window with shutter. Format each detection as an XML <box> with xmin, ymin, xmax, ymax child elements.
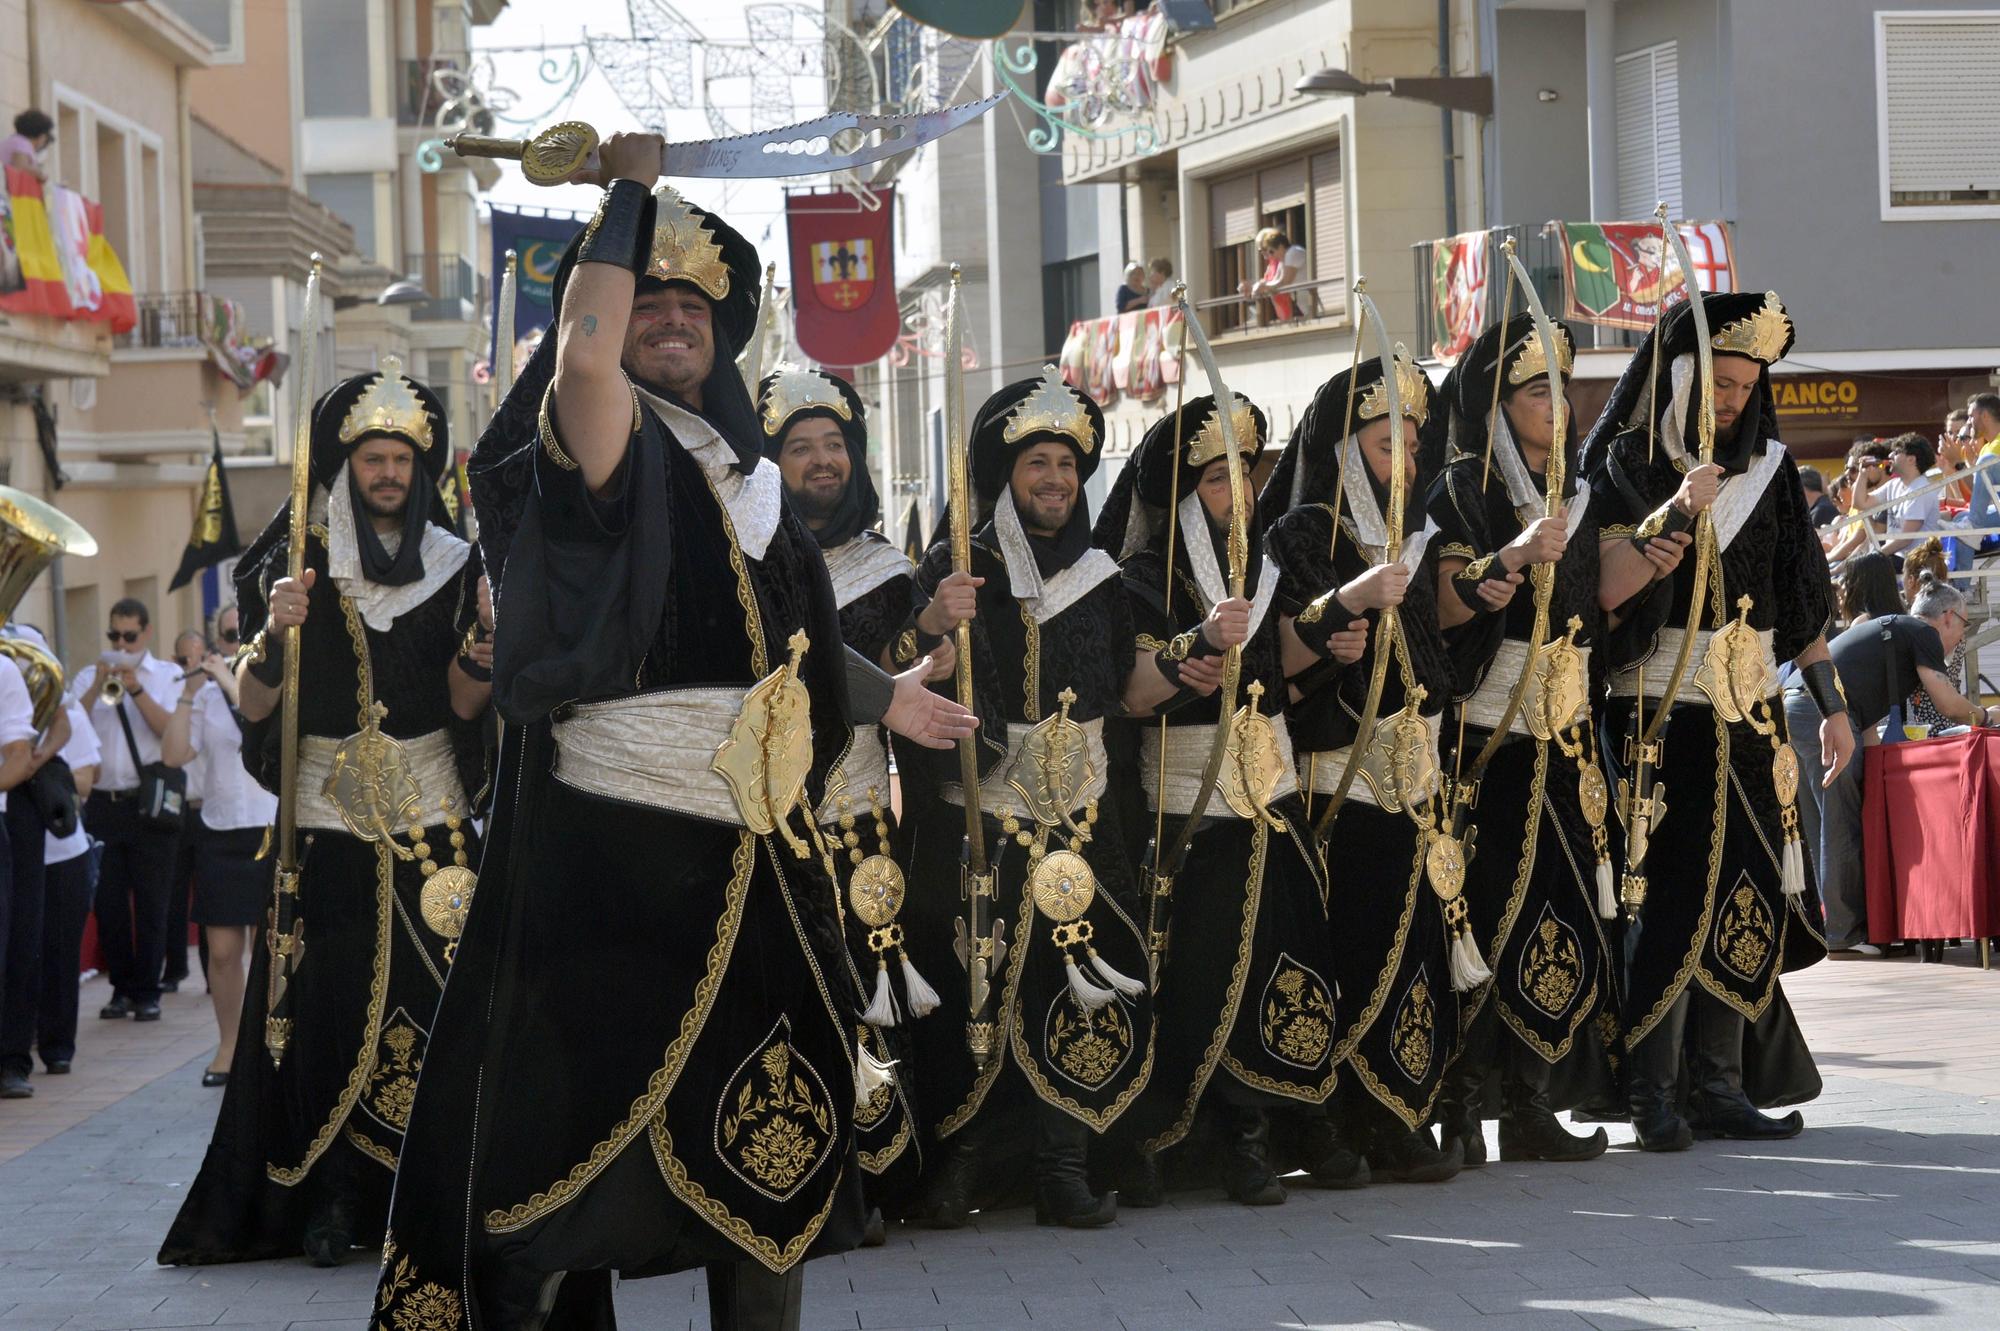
<box><xmin>1204</xmin><ymin>141</ymin><xmax>1341</xmax><ymax>333</ymax></box>
<box><xmin>1615</xmin><ymin>42</ymin><xmax>1681</xmax><ymax>219</ymax></box>
<box><xmin>1310</xmin><ymin>148</ymin><xmax>1345</xmax><ymax>293</ymax></box>
<box><xmin>1877</xmin><ymin>13</ymin><xmax>2000</xmax><ymax>219</ymax></box>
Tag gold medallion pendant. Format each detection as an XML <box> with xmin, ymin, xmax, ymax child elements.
<box><xmin>419</xmin><ymin>865</ymin><xmax>477</xmax><ymax>939</ymax></box>
<box><xmin>714</xmin><ymin>630</ymin><xmax>814</xmax><ymax>855</ymax></box>
<box><xmin>1424</xmin><ymin>829</ymin><xmax>1467</xmax><ymax>902</ymax></box>
<box><xmin>847</xmin><ymin>854</ymin><xmax>907</xmax><ymax>929</ymax></box>
<box><xmin>1221</xmin><ymin>681</ymin><xmax>1288</xmax><ymax>828</ymax></box>
<box><xmin>1769</xmin><ymin>742</ymin><xmax>1800</xmax><ymax>809</ymax></box>
<box><xmin>1030</xmin><ymin>848</ymin><xmax>1098</xmax><ymax>921</ymax></box>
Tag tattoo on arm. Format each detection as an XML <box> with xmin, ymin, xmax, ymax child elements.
<box><xmin>581</xmin><ymin>314</ymin><xmax>598</xmax><ymax>337</ymax></box>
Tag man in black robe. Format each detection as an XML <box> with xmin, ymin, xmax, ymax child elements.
<box><xmin>368</xmin><ymin>134</ymin><xmax>972</xmax><ymax>1331</ymax></box>
<box><xmin>901</xmin><ymin>368</ymin><xmax>1156</xmax><ymax>1230</ymax></box>
<box><xmin>1427</xmin><ymin>315</ymin><xmax>1616</xmax><ymax>1166</ymax></box>
<box><xmin>160</xmin><ymin>360</ymin><xmax>492</xmax><ymax>1268</ymax></box>
<box><xmin>1099</xmin><ymin>393</ymin><xmax>1356</xmax><ymax>1205</ymax></box>
<box><xmin>756</xmin><ymin>366</ymin><xmax>978</xmax><ymax>1239</ymax></box>
<box><xmin>1584</xmin><ymin>291</ymin><xmax>1850</xmax><ymax>1151</ymax></box>
<box><xmin>1264</xmin><ymin>354</ymin><xmax>1469</xmax><ymax>1184</ymax></box>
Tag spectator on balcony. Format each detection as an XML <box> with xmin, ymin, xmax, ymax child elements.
<box><xmin>1799</xmin><ymin>466</ymin><xmax>1838</xmax><ymax>528</ymax></box>
<box><xmin>2</xmin><ymin>110</ymin><xmax>53</xmax><ymax>183</ymax></box>
<box><xmin>1240</xmin><ymin>227</ymin><xmax>1306</xmax><ymax>323</ymax></box>
<box><xmin>1114</xmin><ymin>262</ymin><xmax>1148</xmax><ymax>315</ymax></box>
<box><xmin>1824</xmin><ymin>438</ymin><xmax>1894</xmax><ymax>566</ymax></box>
<box><xmin>1146</xmin><ymin>256</ymin><xmax>1175</xmax><ymax>307</ymax></box>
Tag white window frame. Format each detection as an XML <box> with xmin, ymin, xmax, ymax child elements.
<box><xmin>49</xmin><ymin>82</ymin><xmax>171</xmax><ymax>294</ymax></box>
<box><xmin>1875</xmin><ymin>9</ymin><xmax>2000</xmax><ymax>222</ymax></box>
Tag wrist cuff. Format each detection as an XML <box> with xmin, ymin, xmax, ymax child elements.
<box><xmin>1631</xmin><ymin>500</ymin><xmax>1692</xmax><ymax>550</ymax></box>
<box><xmin>576</xmin><ymin>178</ymin><xmax>650</xmax><ymax>273</ymax></box>
<box><xmin>1450</xmin><ymin>552</ymin><xmax>1513</xmax><ymax>612</ymax></box>
<box><xmin>1801</xmin><ymin>659</ymin><xmax>1847</xmax><ymax>718</ymax></box>
<box><xmin>245</xmin><ymin>631</ymin><xmax>283</xmax><ymax>688</ymax></box>
<box><xmin>1294</xmin><ymin>589</ymin><xmax>1356</xmax><ymax>659</ymax></box>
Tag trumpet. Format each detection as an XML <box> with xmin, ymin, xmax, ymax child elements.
<box><xmin>99</xmin><ymin>673</ymin><xmax>124</xmax><ymax>706</ymax></box>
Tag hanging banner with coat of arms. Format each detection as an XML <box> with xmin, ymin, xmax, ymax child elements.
<box><xmin>786</xmin><ymin>188</ymin><xmax>899</xmax><ymax>368</ymax></box>
<box><xmin>1428</xmin><ymin>229</ymin><xmax>1489</xmax><ymax>364</ymax></box>
<box><xmin>1559</xmin><ymin>219</ymin><xmax>1736</xmax><ymax>331</ymax></box>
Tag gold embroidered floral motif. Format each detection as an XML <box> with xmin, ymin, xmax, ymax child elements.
<box><xmin>716</xmin><ymin>1024</ymin><xmax>835</xmax><ymax>1201</ymax></box>
<box><xmin>1518</xmin><ymin>911</ymin><xmax>1583</xmax><ymax>1019</ymax></box>
<box><xmin>1389</xmin><ymin>971</ymin><xmax>1436</xmax><ymax>1084</ymax></box>
<box><xmin>364</xmin><ymin>1011</ymin><xmax>426</xmax><ymax>1132</ymax></box>
<box><xmin>1713</xmin><ymin>877</ymin><xmax>1775</xmax><ymax>983</ymax></box>
<box><xmin>1260</xmin><ymin>959</ymin><xmax>1336</xmax><ymax>1069</ymax></box>
<box><xmin>377</xmin><ymin>1253</ymin><xmax>463</xmax><ymax>1331</ymax></box>
<box><xmin>853</xmin><ymin>1075</ymin><xmax>893</xmax><ymax>1129</ymax></box>
<box><xmin>1048</xmin><ymin>997</ymin><xmax>1132</xmax><ymax>1088</ymax></box>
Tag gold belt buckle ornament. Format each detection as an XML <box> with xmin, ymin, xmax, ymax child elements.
<box><xmin>1220</xmin><ymin>681</ymin><xmax>1287</xmax><ymax>828</ymax></box>
<box><xmin>1381</xmin><ymin>687</ymin><xmax>1437</xmax><ymax>813</ymax></box>
<box><xmin>323</xmin><ymin>702</ymin><xmax>421</xmax><ymax>844</ymax></box>
<box><xmin>714</xmin><ymin>630</ymin><xmax>815</xmax><ymax>855</ymax></box>
<box><xmin>1528</xmin><ymin>618</ymin><xmax>1589</xmax><ymax>742</ymax></box>
<box><xmin>1695</xmin><ymin>595</ymin><xmax>1773</xmax><ymax>723</ymax></box>
<box><xmin>1008</xmin><ymin>687</ymin><xmax>1094</xmax><ymax>841</ymax></box>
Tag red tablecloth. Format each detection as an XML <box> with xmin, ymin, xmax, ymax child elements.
<box><xmin>1862</xmin><ymin>729</ymin><xmax>2000</xmax><ymax>942</ymax></box>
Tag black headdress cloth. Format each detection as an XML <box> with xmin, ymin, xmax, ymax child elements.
<box><xmin>232</xmin><ymin>367</ymin><xmax>452</xmax><ymax>596</ymax></box>
<box><xmin>1255</xmin><ymin>358</ymin><xmax>1447</xmax><ymax>538</ymax></box>
<box><xmin>757</xmin><ymin>368</ymin><xmax>880</xmax><ymax>550</ymax></box>
<box><xmin>1438</xmin><ymin>311</ymin><xmax>1580</xmax><ymax>480</ymax></box>
<box><xmin>1093</xmin><ymin>393</ymin><xmax>1268</xmax><ymax>593</ymax></box>
<box><xmin>947</xmin><ymin>372</ymin><xmax>1106</xmax><ymax>576</ymax></box>
<box><xmin>466</xmin><ymin>188</ymin><xmax>767</xmax><ymax>720</ymax></box>
<box><xmin>1577</xmin><ymin>290</ymin><xmax>1794</xmax><ymax>483</ymax></box>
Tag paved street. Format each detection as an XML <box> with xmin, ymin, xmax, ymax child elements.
<box><xmin>2</xmin><ymin>957</ymin><xmax>1998</xmax><ymax>1331</ymax></box>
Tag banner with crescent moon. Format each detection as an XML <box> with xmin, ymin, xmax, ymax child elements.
<box><xmin>1560</xmin><ymin>220</ymin><xmax>1736</xmax><ymax>331</ymax></box>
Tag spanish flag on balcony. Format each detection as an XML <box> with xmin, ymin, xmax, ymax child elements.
<box><xmin>0</xmin><ymin>166</ymin><xmax>137</xmax><ymax>333</ymax></box>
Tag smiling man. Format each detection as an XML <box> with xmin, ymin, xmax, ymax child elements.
<box><xmin>161</xmin><ymin>358</ymin><xmax>493</xmax><ymax>1271</ymax></box>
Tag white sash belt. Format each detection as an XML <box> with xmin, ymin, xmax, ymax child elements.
<box><xmin>553</xmin><ymin>687</ymin><xmax>767</xmax><ymax>825</ymax></box>
<box><xmin>1139</xmin><ymin>713</ymin><xmax>1299</xmax><ymax>817</ymax></box>
<box><xmin>1607</xmin><ymin>627</ymin><xmax>1776</xmax><ymax>707</ymax></box>
<box><xmin>1462</xmin><ymin>640</ymin><xmax>1594</xmax><ymax>737</ymax></box>
<box><xmin>296</xmin><ymin>730</ymin><xmax>465</xmax><ymax>834</ymax></box>
<box><xmin>817</xmin><ymin>724</ymin><xmax>890</xmax><ymax>824</ymax></box>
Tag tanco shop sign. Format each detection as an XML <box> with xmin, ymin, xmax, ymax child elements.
<box><xmin>1773</xmin><ymin>378</ymin><xmax>1860</xmax><ymax>418</ymax></box>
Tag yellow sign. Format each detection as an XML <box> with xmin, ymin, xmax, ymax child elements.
<box><xmin>1772</xmin><ymin>378</ymin><xmax>1860</xmax><ymax>418</ymax></box>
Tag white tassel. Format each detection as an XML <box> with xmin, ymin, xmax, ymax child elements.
<box><xmin>854</xmin><ymin>1040</ymin><xmax>896</xmax><ymax>1102</ymax></box>
<box><xmin>1781</xmin><ymin>836</ymin><xmax>1807</xmax><ymax>898</ymax></box>
<box><xmin>1596</xmin><ymin>859</ymin><xmax>1618</xmax><ymax>920</ymax></box>
<box><xmin>862</xmin><ymin>961</ymin><xmax>899</xmax><ymax>1028</ymax></box>
<box><xmin>1065</xmin><ymin>957</ymin><xmax>1117</xmax><ymax>1011</ymax></box>
<box><xmin>899</xmin><ymin>953</ymin><xmax>942</xmax><ymax>1018</ymax></box>
<box><xmin>1449</xmin><ymin>929</ymin><xmax>1493</xmax><ymax>992</ymax></box>
<box><xmin>1087</xmin><ymin>948</ymin><xmax>1148</xmax><ymax>999</ymax></box>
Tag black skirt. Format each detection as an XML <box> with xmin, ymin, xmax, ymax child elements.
<box><xmin>192</xmin><ymin>821</ymin><xmax>271</xmax><ymax>927</ymax></box>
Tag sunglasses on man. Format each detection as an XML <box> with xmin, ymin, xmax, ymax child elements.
<box><xmin>218</xmin><ymin>627</ymin><xmax>241</xmax><ymax>644</ymax></box>
<box><xmin>106</xmin><ymin>629</ymin><xmax>141</xmax><ymax>645</ymax></box>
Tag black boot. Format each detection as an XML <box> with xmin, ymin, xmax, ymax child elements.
<box><xmin>1366</xmin><ymin>1124</ymin><xmax>1463</xmax><ymax>1184</ymax></box>
<box><xmin>915</xmin><ymin>1130</ymin><xmax>980</xmax><ymax>1230</ymax></box>
<box><xmin>1434</xmin><ymin>1003</ymin><xmax>1494</xmax><ymax>1168</ymax></box>
<box><xmin>1626</xmin><ymin>991</ymin><xmax>1694</xmax><ymax>1152</ymax></box>
<box><xmin>1685</xmin><ymin>991</ymin><xmax>1804</xmax><ymax>1140</ymax></box>
<box><xmin>860</xmin><ymin>1205</ymin><xmax>887</xmax><ymax>1247</ymax></box>
<box><xmin>473</xmin><ymin>1259</ymin><xmax>566</xmax><ymax>1331</ymax></box>
<box><xmin>1219</xmin><ymin>1103</ymin><xmax>1286</xmax><ymax>1206</ymax></box>
<box><xmin>1499</xmin><ymin>1049</ymin><xmax>1607</xmax><ymax>1162</ymax></box>
<box><xmin>1034</xmin><ymin>1106</ymin><xmax>1116</xmax><ymax>1228</ymax></box>
<box><xmin>1296</xmin><ymin>1111</ymin><xmax>1370</xmax><ymax>1189</ymax></box>
<box><xmin>707</xmin><ymin>1259</ymin><xmax>804</xmax><ymax>1331</ymax></box>
<box><xmin>1121</xmin><ymin>1146</ymin><xmax>1166</xmax><ymax>1209</ymax></box>
<box><xmin>301</xmin><ymin>1190</ymin><xmax>356</xmax><ymax>1268</ymax></box>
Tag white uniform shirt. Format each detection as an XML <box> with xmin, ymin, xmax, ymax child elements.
<box><xmin>182</xmin><ymin>681</ymin><xmax>276</xmax><ymax>832</ymax></box>
<box><xmin>46</xmin><ymin>698</ymin><xmax>97</xmax><ymax>864</ymax></box>
<box><xmin>69</xmin><ymin>654</ymin><xmax>180</xmax><ymax>792</ymax></box>
<box><xmin>0</xmin><ymin>657</ymin><xmax>36</xmax><ymax>814</ymax></box>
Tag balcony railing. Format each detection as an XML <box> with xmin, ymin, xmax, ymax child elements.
<box><xmin>402</xmin><ymin>253</ymin><xmax>484</xmax><ymax>324</ymax></box>
<box><xmin>399</xmin><ymin>58</ymin><xmax>467</xmax><ymax>128</ymax></box>
<box><xmin>116</xmin><ymin>292</ymin><xmax>207</xmax><ymax>351</ymax></box>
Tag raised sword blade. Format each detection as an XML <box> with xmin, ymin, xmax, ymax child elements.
<box><xmin>662</xmin><ymin>96</ymin><xmax>1004</xmax><ymax>178</ymax></box>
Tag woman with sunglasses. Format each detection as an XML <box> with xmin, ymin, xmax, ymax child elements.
<box><xmin>160</xmin><ymin>605</ymin><xmax>273</xmax><ymax>1087</ymax></box>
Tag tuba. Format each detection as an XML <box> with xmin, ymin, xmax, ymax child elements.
<box><xmin>0</xmin><ymin>486</ymin><xmax>98</xmax><ymax>730</ymax></box>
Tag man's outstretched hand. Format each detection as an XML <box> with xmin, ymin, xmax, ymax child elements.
<box><xmin>885</xmin><ymin>657</ymin><xmax>979</xmax><ymax>749</ymax></box>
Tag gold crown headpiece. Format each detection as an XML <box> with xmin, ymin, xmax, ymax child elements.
<box><xmin>1003</xmin><ymin>365</ymin><xmax>1096</xmax><ymax>455</ymax></box>
<box><xmin>338</xmin><ymin>355</ymin><xmax>434</xmax><ymax>452</ymax></box>
<box><xmin>1505</xmin><ymin>324</ymin><xmax>1575</xmax><ymax>386</ymax></box>
<box><xmin>1710</xmin><ymin>291</ymin><xmax>1791</xmax><ymax>364</ymax></box>
<box><xmin>646</xmin><ymin>185</ymin><xmax>731</xmax><ymax>301</ymax></box>
<box><xmin>1355</xmin><ymin>350</ymin><xmax>1430</xmax><ymax>428</ymax></box>
<box><xmin>760</xmin><ymin>364</ymin><xmax>853</xmax><ymax>437</ymax></box>
<box><xmin>1185</xmin><ymin>394</ymin><xmax>1261</xmax><ymax>469</ymax></box>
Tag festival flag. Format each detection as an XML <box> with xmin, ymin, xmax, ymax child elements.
<box><xmin>1428</xmin><ymin>230</ymin><xmax>1489</xmax><ymax>363</ymax></box>
<box><xmin>168</xmin><ymin>427</ymin><xmax>242</xmax><ymax>592</ymax></box>
<box><xmin>80</xmin><ymin>195</ymin><xmax>136</xmax><ymax>334</ymax></box>
<box><xmin>488</xmin><ymin>207</ymin><xmax>580</xmax><ymax>382</ymax></box>
<box><xmin>0</xmin><ymin>166</ymin><xmax>74</xmax><ymax>319</ymax></box>
<box><xmin>787</xmin><ymin>188</ymin><xmax>900</xmax><ymax>367</ymax></box>
<box><xmin>0</xmin><ymin>168</ymin><xmax>137</xmax><ymax>332</ymax></box>
<box><xmin>1560</xmin><ymin>219</ymin><xmax>1736</xmax><ymax>331</ymax></box>
<box><xmin>901</xmin><ymin>496</ymin><xmax>924</xmax><ymax>564</ymax></box>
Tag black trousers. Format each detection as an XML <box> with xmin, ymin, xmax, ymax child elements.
<box><xmin>35</xmin><ymin>850</ymin><xmax>95</xmax><ymax>1067</ymax></box>
<box><xmin>162</xmin><ymin>813</ymin><xmax>197</xmax><ymax>984</ymax></box>
<box><xmin>84</xmin><ymin>792</ymin><xmax>178</xmax><ymax>1006</ymax></box>
<box><xmin>0</xmin><ymin>795</ymin><xmax>47</xmax><ymax>1076</ymax></box>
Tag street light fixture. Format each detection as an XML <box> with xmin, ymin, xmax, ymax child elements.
<box><xmin>1295</xmin><ymin>68</ymin><xmax>1494</xmax><ymax>117</ymax></box>
<box><xmin>377</xmin><ymin>278</ymin><xmax>431</xmax><ymax>307</ymax></box>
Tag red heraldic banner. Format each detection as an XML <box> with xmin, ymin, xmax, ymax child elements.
<box><xmin>786</xmin><ymin>188</ymin><xmax>899</xmax><ymax>367</ymax></box>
